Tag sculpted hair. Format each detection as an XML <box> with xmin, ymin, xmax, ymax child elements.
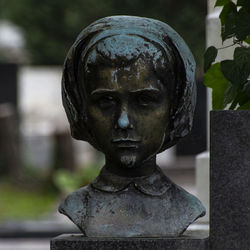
<box><xmin>62</xmin><ymin>16</ymin><xmax>196</xmax><ymax>151</ymax></box>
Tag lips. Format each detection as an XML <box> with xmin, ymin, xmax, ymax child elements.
<box><xmin>111</xmin><ymin>138</ymin><xmax>141</xmax><ymax>148</ymax></box>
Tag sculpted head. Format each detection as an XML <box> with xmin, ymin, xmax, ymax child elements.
<box><xmin>62</xmin><ymin>16</ymin><xmax>196</xmax><ymax>172</ymax></box>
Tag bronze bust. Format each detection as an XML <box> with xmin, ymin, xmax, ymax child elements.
<box><xmin>59</xmin><ymin>16</ymin><xmax>205</xmax><ymax>237</ymax></box>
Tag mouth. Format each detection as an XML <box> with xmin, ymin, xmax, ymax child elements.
<box><xmin>111</xmin><ymin>138</ymin><xmax>141</xmax><ymax>149</ymax></box>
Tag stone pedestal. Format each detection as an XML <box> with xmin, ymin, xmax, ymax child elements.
<box><xmin>51</xmin><ymin>233</ymin><xmax>209</xmax><ymax>250</ymax></box>
<box><xmin>210</xmin><ymin>111</ymin><xmax>250</xmax><ymax>250</ymax></box>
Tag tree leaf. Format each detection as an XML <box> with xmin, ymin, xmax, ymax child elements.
<box><xmin>229</xmin><ymin>91</ymin><xmax>249</xmax><ymax>109</ymax></box>
<box><xmin>223</xmin><ymin>82</ymin><xmax>238</xmax><ymax>106</ymax></box>
<box><xmin>221</xmin><ymin>60</ymin><xmax>249</xmax><ymax>87</ymax></box>
<box><xmin>234</xmin><ymin>47</ymin><xmax>250</xmax><ymax>64</ymax></box>
<box><xmin>219</xmin><ymin>2</ymin><xmax>237</xmax><ymax>25</ymax></box>
<box><xmin>237</xmin><ymin>100</ymin><xmax>250</xmax><ymax>109</ymax></box>
<box><xmin>219</xmin><ymin>2</ymin><xmax>237</xmax><ymax>41</ymax></box>
<box><xmin>215</xmin><ymin>0</ymin><xmax>231</xmax><ymax>7</ymax></box>
<box><xmin>238</xmin><ymin>92</ymin><xmax>249</xmax><ymax>105</ymax></box>
<box><xmin>243</xmin><ymin>80</ymin><xmax>250</xmax><ymax>98</ymax></box>
<box><xmin>204</xmin><ymin>63</ymin><xmax>229</xmax><ymax>109</ymax></box>
<box><xmin>233</xmin><ymin>48</ymin><xmax>250</xmax><ymax>89</ymax></box>
<box><xmin>244</xmin><ymin>36</ymin><xmax>250</xmax><ymax>44</ymax></box>
<box><xmin>237</xmin><ymin>0</ymin><xmax>250</xmax><ymax>10</ymax></box>
<box><xmin>235</xmin><ymin>8</ymin><xmax>250</xmax><ymax>41</ymax></box>
<box><xmin>204</xmin><ymin>46</ymin><xmax>218</xmax><ymax>71</ymax></box>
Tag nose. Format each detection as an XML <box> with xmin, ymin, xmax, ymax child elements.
<box><xmin>116</xmin><ymin>111</ymin><xmax>133</xmax><ymax>129</ymax></box>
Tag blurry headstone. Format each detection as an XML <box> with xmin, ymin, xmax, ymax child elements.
<box><xmin>0</xmin><ymin>103</ymin><xmax>20</xmax><ymax>177</ymax></box>
<box><xmin>53</xmin><ymin>130</ymin><xmax>76</xmax><ymax>172</ymax></box>
<box><xmin>19</xmin><ymin>66</ymin><xmax>94</xmax><ymax>171</ymax></box>
<box><xmin>0</xmin><ymin>63</ymin><xmax>18</xmax><ymax>108</ymax></box>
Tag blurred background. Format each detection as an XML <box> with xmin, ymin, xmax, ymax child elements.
<box><xmin>0</xmin><ymin>0</ymin><xmax>207</xmax><ymax>249</ymax></box>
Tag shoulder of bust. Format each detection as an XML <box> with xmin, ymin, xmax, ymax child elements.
<box><xmin>180</xmin><ymin>186</ymin><xmax>205</xmax><ymax>217</ymax></box>
<box><xmin>170</xmin><ymin>184</ymin><xmax>206</xmax><ymax>234</ymax></box>
<box><xmin>58</xmin><ymin>185</ymin><xmax>90</xmax><ymax>232</ymax></box>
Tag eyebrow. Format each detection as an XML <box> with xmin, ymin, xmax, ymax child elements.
<box><xmin>91</xmin><ymin>89</ymin><xmax>118</xmax><ymax>96</ymax></box>
<box><xmin>130</xmin><ymin>87</ymin><xmax>160</xmax><ymax>93</ymax></box>
<box><xmin>91</xmin><ymin>87</ymin><xmax>160</xmax><ymax>96</ymax></box>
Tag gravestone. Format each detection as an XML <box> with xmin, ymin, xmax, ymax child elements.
<box><xmin>0</xmin><ymin>103</ymin><xmax>20</xmax><ymax>176</ymax></box>
<box><xmin>52</xmin><ymin>130</ymin><xmax>76</xmax><ymax>172</ymax></box>
<box><xmin>19</xmin><ymin>66</ymin><xmax>96</xmax><ymax>171</ymax></box>
<box><xmin>210</xmin><ymin>111</ymin><xmax>250</xmax><ymax>250</ymax></box>
<box><xmin>0</xmin><ymin>63</ymin><xmax>18</xmax><ymax>108</ymax></box>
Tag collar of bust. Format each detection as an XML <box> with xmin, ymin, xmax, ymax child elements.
<box><xmin>91</xmin><ymin>165</ymin><xmax>172</xmax><ymax>196</ymax></box>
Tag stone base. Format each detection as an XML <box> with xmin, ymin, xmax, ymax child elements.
<box><xmin>51</xmin><ymin>233</ymin><xmax>209</xmax><ymax>250</ymax></box>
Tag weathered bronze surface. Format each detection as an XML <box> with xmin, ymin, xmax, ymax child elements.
<box><xmin>59</xmin><ymin>16</ymin><xmax>205</xmax><ymax>237</ymax></box>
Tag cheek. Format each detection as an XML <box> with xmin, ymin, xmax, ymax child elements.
<box><xmin>87</xmin><ymin>106</ymin><xmax>113</xmax><ymax>134</ymax></box>
<box><xmin>138</xmin><ymin>108</ymin><xmax>169</xmax><ymax>140</ymax></box>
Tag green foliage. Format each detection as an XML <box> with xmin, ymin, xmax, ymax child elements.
<box><xmin>204</xmin><ymin>46</ymin><xmax>218</xmax><ymax>71</ymax></box>
<box><xmin>0</xmin><ymin>0</ymin><xmax>206</xmax><ymax>66</ymax></box>
<box><xmin>238</xmin><ymin>100</ymin><xmax>250</xmax><ymax>109</ymax></box>
<box><xmin>219</xmin><ymin>2</ymin><xmax>237</xmax><ymax>41</ymax></box>
<box><xmin>215</xmin><ymin>0</ymin><xmax>231</xmax><ymax>7</ymax></box>
<box><xmin>53</xmin><ymin>164</ymin><xmax>102</xmax><ymax>195</ymax></box>
<box><xmin>0</xmin><ymin>181</ymin><xmax>56</xmax><ymax>221</ymax></box>
<box><xmin>204</xmin><ymin>0</ymin><xmax>250</xmax><ymax>110</ymax></box>
<box><xmin>204</xmin><ymin>63</ymin><xmax>228</xmax><ymax>109</ymax></box>
<box><xmin>235</xmin><ymin>7</ymin><xmax>250</xmax><ymax>41</ymax></box>
<box><xmin>245</xmin><ymin>36</ymin><xmax>250</xmax><ymax>44</ymax></box>
<box><xmin>223</xmin><ymin>82</ymin><xmax>238</xmax><ymax>107</ymax></box>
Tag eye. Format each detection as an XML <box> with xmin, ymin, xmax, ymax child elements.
<box><xmin>98</xmin><ymin>95</ymin><xmax>116</xmax><ymax>109</ymax></box>
<box><xmin>136</xmin><ymin>94</ymin><xmax>157</xmax><ymax>106</ymax></box>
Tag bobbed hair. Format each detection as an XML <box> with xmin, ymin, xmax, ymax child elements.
<box><xmin>62</xmin><ymin>16</ymin><xmax>197</xmax><ymax>152</ymax></box>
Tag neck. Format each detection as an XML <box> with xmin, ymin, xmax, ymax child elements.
<box><xmin>105</xmin><ymin>156</ymin><xmax>157</xmax><ymax>177</ymax></box>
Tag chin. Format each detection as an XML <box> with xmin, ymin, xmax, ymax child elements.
<box><xmin>120</xmin><ymin>155</ymin><xmax>137</xmax><ymax>168</ymax></box>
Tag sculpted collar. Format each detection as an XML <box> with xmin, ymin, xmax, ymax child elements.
<box><xmin>91</xmin><ymin>166</ymin><xmax>172</xmax><ymax>196</ymax></box>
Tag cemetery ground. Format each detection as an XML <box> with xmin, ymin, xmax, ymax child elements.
<box><xmin>0</xmin><ymin>179</ymin><xmax>56</xmax><ymax>222</ymax></box>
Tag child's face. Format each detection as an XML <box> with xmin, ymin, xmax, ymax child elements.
<box><xmin>83</xmin><ymin>58</ymin><xmax>171</xmax><ymax>168</ymax></box>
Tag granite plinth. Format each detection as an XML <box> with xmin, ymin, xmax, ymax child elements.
<box><xmin>51</xmin><ymin>233</ymin><xmax>209</xmax><ymax>250</ymax></box>
<box><xmin>210</xmin><ymin>111</ymin><xmax>250</xmax><ymax>250</ymax></box>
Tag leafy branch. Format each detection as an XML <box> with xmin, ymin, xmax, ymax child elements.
<box><xmin>204</xmin><ymin>0</ymin><xmax>250</xmax><ymax>110</ymax></box>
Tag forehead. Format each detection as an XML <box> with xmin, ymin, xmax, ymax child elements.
<box><xmin>84</xmin><ymin>59</ymin><xmax>166</xmax><ymax>93</ymax></box>
<box><xmin>85</xmin><ymin>34</ymin><xmax>165</xmax><ymax>64</ymax></box>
